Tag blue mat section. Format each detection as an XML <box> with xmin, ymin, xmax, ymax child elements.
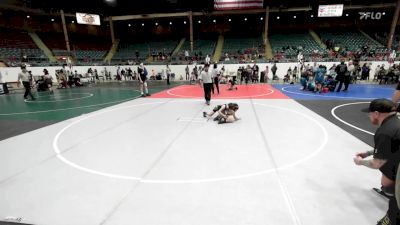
<box><xmin>272</xmin><ymin>84</ymin><xmax>395</xmax><ymax>100</ymax></box>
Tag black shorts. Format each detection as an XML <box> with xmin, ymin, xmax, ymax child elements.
<box><xmin>380</xmin><ymin>160</ymin><xmax>398</xmax><ymax>181</ymax></box>
<box><xmin>213</xmin><ymin>105</ymin><xmax>223</xmax><ymax>112</ymax></box>
<box><xmin>45</xmin><ymin>78</ymin><xmax>52</xmax><ymax>86</ymax></box>
<box><xmin>140</xmin><ymin>75</ymin><xmax>147</xmax><ymax>82</ymax></box>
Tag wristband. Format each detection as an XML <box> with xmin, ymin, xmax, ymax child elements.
<box><xmin>360</xmin><ymin>160</ymin><xmax>372</xmax><ymax>167</ymax></box>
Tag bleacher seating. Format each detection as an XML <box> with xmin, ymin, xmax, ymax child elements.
<box><xmin>38</xmin><ymin>32</ymin><xmax>109</xmax><ymax>64</ymax></box>
<box><xmin>0</xmin><ymin>28</ymin><xmax>47</xmax><ymax>65</ymax></box>
<box><xmin>370</xmin><ymin>31</ymin><xmax>397</xmax><ymax>57</ymax></box>
<box><xmin>320</xmin><ymin>31</ymin><xmax>384</xmax><ymax>53</ymax></box>
<box><xmin>179</xmin><ymin>37</ymin><xmax>217</xmax><ymax>61</ymax></box>
<box><xmin>38</xmin><ymin>32</ymin><xmax>67</xmax><ymax>54</ymax></box>
<box><xmin>113</xmin><ymin>39</ymin><xmax>179</xmax><ymax>63</ymax></box>
<box><xmin>269</xmin><ymin>32</ymin><xmax>327</xmax><ymax>61</ymax></box>
<box><xmin>69</xmin><ymin>34</ymin><xmax>109</xmax><ymax>62</ymax></box>
<box><xmin>1</xmin><ymin>27</ymin><xmax>397</xmax><ymax>66</ymax></box>
<box><xmin>222</xmin><ymin>35</ymin><xmax>264</xmax><ymax>63</ymax></box>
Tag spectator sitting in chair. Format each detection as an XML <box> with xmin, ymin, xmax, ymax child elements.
<box><xmin>42</xmin><ymin>69</ymin><xmax>53</xmax><ymax>93</ymax></box>
<box><xmin>323</xmin><ymin>75</ymin><xmax>336</xmax><ymax>92</ymax></box>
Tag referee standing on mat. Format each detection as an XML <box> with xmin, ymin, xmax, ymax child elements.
<box><xmin>17</xmin><ymin>65</ymin><xmax>35</xmax><ymax>101</ymax></box>
<box><xmin>200</xmin><ymin>64</ymin><xmax>212</xmax><ymax>105</ymax></box>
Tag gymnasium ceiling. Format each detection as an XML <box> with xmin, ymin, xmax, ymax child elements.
<box><xmin>0</xmin><ymin>0</ymin><xmax>397</xmax><ymax>16</ymax></box>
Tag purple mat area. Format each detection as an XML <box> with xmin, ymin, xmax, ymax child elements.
<box><xmin>273</xmin><ymin>84</ymin><xmax>395</xmax><ymax>100</ymax></box>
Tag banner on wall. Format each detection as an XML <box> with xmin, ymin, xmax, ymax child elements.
<box><xmin>318</xmin><ymin>4</ymin><xmax>344</xmax><ymax>17</ymax></box>
<box><xmin>76</xmin><ymin>13</ymin><xmax>101</xmax><ymax>26</ymax></box>
<box><xmin>214</xmin><ymin>0</ymin><xmax>263</xmax><ymax>11</ymax></box>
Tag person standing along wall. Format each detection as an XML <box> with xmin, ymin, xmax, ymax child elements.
<box><xmin>138</xmin><ymin>63</ymin><xmax>150</xmax><ymax>97</ymax></box>
<box><xmin>166</xmin><ymin>64</ymin><xmax>171</xmax><ymax>85</ymax></box>
<box><xmin>185</xmin><ymin>65</ymin><xmax>190</xmax><ymax>81</ymax></box>
<box><xmin>211</xmin><ymin>63</ymin><xmax>220</xmax><ymax>95</ymax></box>
<box><xmin>271</xmin><ymin>63</ymin><xmax>278</xmax><ymax>80</ymax></box>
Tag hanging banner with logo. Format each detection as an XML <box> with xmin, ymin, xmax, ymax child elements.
<box><xmin>318</xmin><ymin>4</ymin><xmax>344</xmax><ymax>17</ymax></box>
<box><xmin>214</xmin><ymin>0</ymin><xmax>263</xmax><ymax>11</ymax></box>
<box><xmin>76</xmin><ymin>13</ymin><xmax>101</xmax><ymax>26</ymax></box>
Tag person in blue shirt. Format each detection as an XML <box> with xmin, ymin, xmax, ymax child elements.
<box><xmin>138</xmin><ymin>63</ymin><xmax>150</xmax><ymax>97</ymax></box>
<box><xmin>300</xmin><ymin>70</ymin><xmax>310</xmax><ymax>91</ymax></box>
<box><xmin>315</xmin><ymin>65</ymin><xmax>327</xmax><ymax>93</ymax></box>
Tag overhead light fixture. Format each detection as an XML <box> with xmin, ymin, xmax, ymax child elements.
<box><xmin>345</xmin><ymin>13</ymin><xmax>349</xmax><ymax>16</ymax></box>
<box><xmin>128</xmin><ymin>24</ymin><xmax>131</xmax><ymax>27</ymax></box>
<box><xmin>311</xmin><ymin>15</ymin><xmax>314</xmax><ymax>18</ymax></box>
<box><xmin>383</xmin><ymin>12</ymin><xmax>386</xmax><ymax>15</ymax></box>
<box><xmin>142</xmin><ymin>23</ymin><xmax>145</xmax><ymax>26</ymax></box>
<box><xmin>198</xmin><ymin>20</ymin><xmax>201</xmax><ymax>24</ymax></box>
<box><xmin>51</xmin><ymin>18</ymin><xmax>54</xmax><ymax>22</ymax></box>
<box><xmin>260</xmin><ymin>17</ymin><xmax>263</xmax><ymax>20</ymax></box>
<box><xmin>277</xmin><ymin>16</ymin><xmax>280</xmax><ymax>19</ymax></box>
<box><xmin>184</xmin><ymin>21</ymin><xmax>187</xmax><ymax>24</ymax></box>
<box><xmin>155</xmin><ymin>22</ymin><xmax>158</xmax><ymax>26</ymax></box>
<box><xmin>26</xmin><ymin>15</ymin><xmax>30</xmax><ymax>18</ymax></box>
<box><xmin>244</xmin><ymin>18</ymin><xmax>247</xmax><ymax>21</ymax></box>
<box><xmin>213</xmin><ymin>19</ymin><xmax>216</xmax><ymax>23</ymax></box>
<box><xmin>169</xmin><ymin>22</ymin><xmax>172</xmax><ymax>25</ymax></box>
<box><xmin>293</xmin><ymin>16</ymin><xmax>296</xmax><ymax>18</ymax></box>
<box><xmin>228</xmin><ymin>18</ymin><xmax>231</xmax><ymax>22</ymax></box>
<box><xmin>72</xmin><ymin>21</ymin><xmax>75</xmax><ymax>23</ymax></box>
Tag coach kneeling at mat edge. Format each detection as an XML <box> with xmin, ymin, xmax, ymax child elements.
<box><xmin>354</xmin><ymin>99</ymin><xmax>400</xmax><ymax>224</ymax></box>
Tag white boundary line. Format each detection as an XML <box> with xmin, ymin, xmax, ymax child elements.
<box><xmin>177</xmin><ymin>120</ymin><xmax>206</xmax><ymax>123</ymax></box>
<box><xmin>0</xmin><ymin>91</ymin><xmax>141</xmax><ymax>116</ymax></box>
<box><xmin>26</xmin><ymin>92</ymin><xmax>94</xmax><ymax>103</ymax></box>
<box><xmin>278</xmin><ymin>177</ymin><xmax>302</xmax><ymax>225</ymax></box>
<box><xmin>166</xmin><ymin>85</ymin><xmax>275</xmax><ymax>98</ymax></box>
<box><xmin>281</xmin><ymin>86</ymin><xmax>389</xmax><ymax>100</ymax></box>
<box><xmin>331</xmin><ymin>102</ymin><xmax>374</xmax><ymax>135</ymax></box>
<box><xmin>53</xmin><ymin>100</ymin><xmax>329</xmax><ymax>184</ymax></box>
<box><xmin>177</xmin><ymin>117</ymin><xmax>207</xmax><ymax>123</ymax></box>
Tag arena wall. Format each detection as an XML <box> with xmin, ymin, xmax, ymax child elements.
<box><xmin>0</xmin><ymin>61</ymin><xmax>396</xmax><ymax>82</ymax></box>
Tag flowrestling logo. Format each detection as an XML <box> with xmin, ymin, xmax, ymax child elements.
<box><xmin>359</xmin><ymin>12</ymin><xmax>383</xmax><ymax>20</ymax></box>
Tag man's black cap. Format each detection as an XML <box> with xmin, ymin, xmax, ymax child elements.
<box><xmin>361</xmin><ymin>98</ymin><xmax>396</xmax><ymax>113</ymax></box>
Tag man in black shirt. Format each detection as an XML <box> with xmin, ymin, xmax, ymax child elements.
<box><xmin>392</xmin><ymin>82</ymin><xmax>400</xmax><ymax>112</ymax></box>
<box><xmin>354</xmin><ymin>99</ymin><xmax>400</xmax><ymax>225</ymax></box>
<box><xmin>335</xmin><ymin>61</ymin><xmax>348</xmax><ymax>92</ymax></box>
<box><xmin>138</xmin><ymin>63</ymin><xmax>150</xmax><ymax>97</ymax></box>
